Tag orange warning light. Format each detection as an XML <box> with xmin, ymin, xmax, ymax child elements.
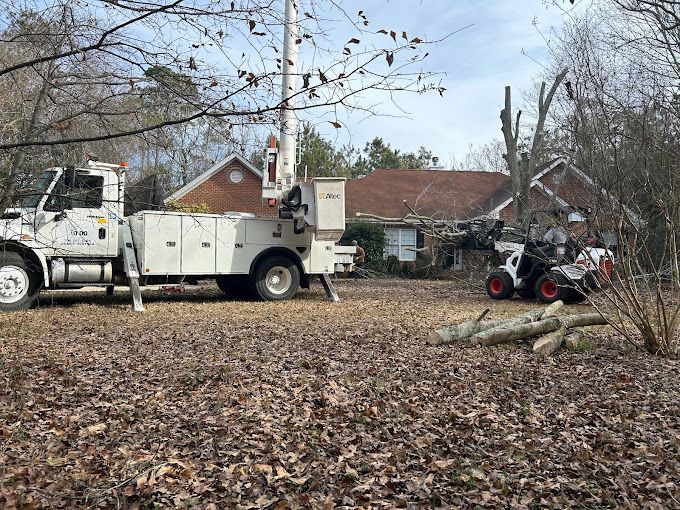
<box><xmin>119</xmin><ymin>161</ymin><xmax>129</xmax><ymax>167</ymax></box>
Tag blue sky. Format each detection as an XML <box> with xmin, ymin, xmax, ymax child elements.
<box><xmin>300</xmin><ymin>0</ymin><xmax>580</xmax><ymax>166</ymax></box>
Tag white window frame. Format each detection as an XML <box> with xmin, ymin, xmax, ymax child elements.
<box><xmin>384</xmin><ymin>227</ymin><xmax>417</xmax><ymax>262</ymax></box>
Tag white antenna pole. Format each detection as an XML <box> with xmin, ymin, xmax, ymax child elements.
<box><xmin>279</xmin><ymin>0</ymin><xmax>299</xmax><ymax>195</ymax></box>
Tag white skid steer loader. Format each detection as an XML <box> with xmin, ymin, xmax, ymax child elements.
<box><xmin>486</xmin><ymin>210</ymin><xmax>614</xmax><ymax>304</ymax></box>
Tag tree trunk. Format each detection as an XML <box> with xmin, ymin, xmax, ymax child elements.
<box><xmin>472</xmin><ymin>318</ymin><xmax>562</xmax><ymax>347</ymax></box>
<box><xmin>471</xmin><ymin>313</ymin><xmax>607</xmax><ymax>347</ymax></box>
<box><xmin>426</xmin><ymin>307</ymin><xmax>547</xmax><ymax>345</ymax></box>
<box><xmin>540</xmin><ymin>300</ymin><xmax>565</xmax><ymax>319</ymax></box>
<box><xmin>533</xmin><ymin>326</ymin><xmax>567</xmax><ymax>356</ymax></box>
<box><xmin>0</xmin><ymin>60</ymin><xmax>55</xmax><ymax>210</ymax></box>
<box><xmin>499</xmin><ymin>67</ymin><xmax>568</xmax><ymax>225</ymax></box>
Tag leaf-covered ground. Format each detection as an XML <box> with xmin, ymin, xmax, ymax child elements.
<box><xmin>1</xmin><ymin>280</ymin><xmax>678</xmax><ymax>509</ymax></box>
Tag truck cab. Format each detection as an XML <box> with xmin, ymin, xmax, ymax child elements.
<box><xmin>28</xmin><ymin>164</ymin><xmax>121</xmax><ymax>258</ymax></box>
<box><xmin>1</xmin><ymin>162</ymin><xmax>125</xmax><ymax>310</ymax></box>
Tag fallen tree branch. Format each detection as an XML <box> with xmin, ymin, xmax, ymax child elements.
<box><xmin>541</xmin><ymin>300</ymin><xmax>565</xmax><ymax>319</ymax></box>
<box><xmin>426</xmin><ymin>307</ymin><xmax>546</xmax><ymax>346</ymax></box>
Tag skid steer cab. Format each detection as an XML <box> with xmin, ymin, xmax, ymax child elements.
<box><xmin>485</xmin><ymin>211</ymin><xmax>614</xmax><ymax>304</ymax></box>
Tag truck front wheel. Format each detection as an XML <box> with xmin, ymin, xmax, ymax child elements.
<box><xmin>254</xmin><ymin>256</ymin><xmax>300</xmax><ymax>301</ymax></box>
<box><xmin>0</xmin><ymin>251</ymin><xmax>40</xmax><ymax>311</ymax></box>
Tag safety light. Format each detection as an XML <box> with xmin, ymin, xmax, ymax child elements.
<box><xmin>267</xmin><ymin>198</ymin><xmax>277</xmax><ymax>206</ymax></box>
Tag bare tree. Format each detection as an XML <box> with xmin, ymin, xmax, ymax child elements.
<box><xmin>0</xmin><ymin>0</ymin><xmax>450</xmax><ymax>208</ymax></box>
<box><xmin>461</xmin><ymin>138</ymin><xmax>507</xmax><ymax>173</ymax></box>
<box><xmin>500</xmin><ymin>68</ymin><xmax>568</xmax><ymax>223</ymax></box>
<box><xmin>550</xmin><ymin>2</ymin><xmax>679</xmax><ymax>356</ymax></box>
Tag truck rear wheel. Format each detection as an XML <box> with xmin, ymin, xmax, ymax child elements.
<box><xmin>486</xmin><ymin>271</ymin><xmax>514</xmax><ymax>300</ymax></box>
<box><xmin>254</xmin><ymin>256</ymin><xmax>300</xmax><ymax>301</ymax></box>
<box><xmin>0</xmin><ymin>251</ymin><xmax>40</xmax><ymax>311</ymax></box>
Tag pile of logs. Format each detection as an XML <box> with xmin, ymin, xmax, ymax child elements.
<box><xmin>426</xmin><ymin>301</ymin><xmax>608</xmax><ymax>356</ymax></box>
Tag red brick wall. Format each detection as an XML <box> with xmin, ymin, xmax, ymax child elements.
<box><xmin>177</xmin><ymin>160</ymin><xmax>278</xmax><ymax>218</ymax></box>
<box><xmin>499</xmin><ymin>187</ymin><xmax>552</xmax><ymax>222</ymax></box>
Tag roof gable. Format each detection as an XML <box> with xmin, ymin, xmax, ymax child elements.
<box><xmin>165</xmin><ymin>153</ymin><xmax>263</xmax><ymax>203</ymax></box>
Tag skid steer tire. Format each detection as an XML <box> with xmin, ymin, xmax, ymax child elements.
<box><xmin>486</xmin><ymin>271</ymin><xmax>514</xmax><ymax>300</ymax></box>
<box><xmin>0</xmin><ymin>251</ymin><xmax>41</xmax><ymax>312</ymax></box>
<box><xmin>535</xmin><ymin>273</ymin><xmax>570</xmax><ymax>304</ymax></box>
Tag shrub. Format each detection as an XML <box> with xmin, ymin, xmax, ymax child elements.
<box><xmin>385</xmin><ymin>255</ymin><xmax>401</xmax><ymax>275</ymax></box>
<box><xmin>341</xmin><ymin>221</ymin><xmax>386</xmax><ymax>271</ymax></box>
<box><xmin>166</xmin><ymin>200</ymin><xmax>211</xmax><ymax>214</ymax></box>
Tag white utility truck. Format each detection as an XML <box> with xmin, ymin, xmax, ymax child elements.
<box><xmin>0</xmin><ymin>0</ymin><xmax>354</xmax><ymax>312</ymax></box>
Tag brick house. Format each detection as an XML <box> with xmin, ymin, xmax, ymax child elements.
<box><xmin>164</xmin><ymin>153</ymin><xmax>277</xmax><ymax>218</ymax></box>
<box><xmin>345</xmin><ymin>168</ymin><xmax>509</xmax><ymax>268</ymax></box>
<box><xmin>346</xmin><ymin>157</ymin><xmax>624</xmax><ymax>268</ymax></box>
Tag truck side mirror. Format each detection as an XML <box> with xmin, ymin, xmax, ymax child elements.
<box><xmin>55</xmin><ymin>211</ymin><xmax>68</xmax><ymax>221</ymax></box>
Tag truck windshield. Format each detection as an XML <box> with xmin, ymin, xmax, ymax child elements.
<box><xmin>21</xmin><ymin>171</ymin><xmax>57</xmax><ymax>208</ymax></box>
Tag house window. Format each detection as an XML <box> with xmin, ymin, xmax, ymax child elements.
<box><xmin>384</xmin><ymin>227</ymin><xmax>417</xmax><ymax>261</ymax></box>
<box><xmin>229</xmin><ymin>168</ymin><xmax>244</xmax><ymax>184</ymax></box>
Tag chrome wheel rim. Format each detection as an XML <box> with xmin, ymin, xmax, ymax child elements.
<box><xmin>265</xmin><ymin>266</ymin><xmax>292</xmax><ymax>295</ymax></box>
<box><xmin>0</xmin><ymin>265</ymin><xmax>29</xmax><ymax>304</ymax></box>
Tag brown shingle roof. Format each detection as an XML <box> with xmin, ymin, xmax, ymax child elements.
<box><xmin>346</xmin><ymin>168</ymin><xmax>509</xmax><ymax>221</ymax></box>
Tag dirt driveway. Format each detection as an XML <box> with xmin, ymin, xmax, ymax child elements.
<box><xmin>1</xmin><ymin>279</ymin><xmax>678</xmax><ymax>508</ymax></box>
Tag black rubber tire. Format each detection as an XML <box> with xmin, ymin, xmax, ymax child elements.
<box><xmin>486</xmin><ymin>271</ymin><xmax>514</xmax><ymax>300</ymax></box>
<box><xmin>534</xmin><ymin>273</ymin><xmax>570</xmax><ymax>304</ymax></box>
<box><xmin>253</xmin><ymin>256</ymin><xmax>300</xmax><ymax>301</ymax></box>
<box><xmin>515</xmin><ymin>288</ymin><xmax>536</xmax><ymax>300</ymax></box>
<box><xmin>216</xmin><ymin>275</ymin><xmax>255</xmax><ymax>299</ymax></box>
<box><xmin>568</xmin><ymin>288</ymin><xmax>588</xmax><ymax>303</ymax></box>
<box><xmin>0</xmin><ymin>251</ymin><xmax>41</xmax><ymax>312</ymax></box>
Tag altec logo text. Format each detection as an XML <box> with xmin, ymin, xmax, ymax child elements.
<box><xmin>318</xmin><ymin>192</ymin><xmax>342</xmax><ymax>200</ymax></box>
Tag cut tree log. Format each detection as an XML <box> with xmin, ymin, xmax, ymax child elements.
<box><xmin>426</xmin><ymin>307</ymin><xmax>546</xmax><ymax>346</ymax></box>
<box><xmin>426</xmin><ymin>309</ymin><xmax>494</xmax><ymax>345</ymax></box>
<box><xmin>472</xmin><ymin>318</ymin><xmax>562</xmax><ymax>347</ymax></box>
<box><xmin>533</xmin><ymin>326</ymin><xmax>567</xmax><ymax>356</ymax></box>
<box><xmin>471</xmin><ymin>313</ymin><xmax>608</xmax><ymax>347</ymax></box>
<box><xmin>540</xmin><ymin>300</ymin><xmax>564</xmax><ymax>319</ymax></box>
<box><xmin>564</xmin><ymin>330</ymin><xmax>589</xmax><ymax>350</ymax></box>
<box><xmin>559</xmin><ymin>313</ymin><xmax>608</xmax><ymax>329</ymax></box>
